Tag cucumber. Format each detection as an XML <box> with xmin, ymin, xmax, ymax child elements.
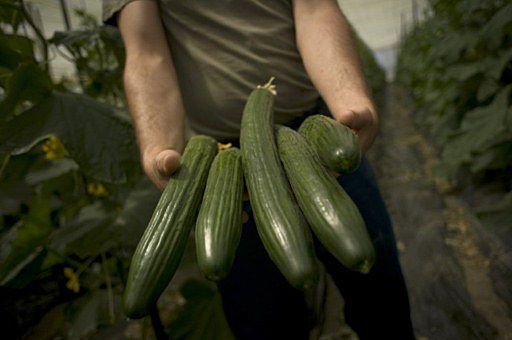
<box><xmin>276</xmin><ymin>125</ymin><xmax>375</xmax><ymax>273</ymax></box>
<box><xmin>195</xmin><ymin>146</ymin><xmax>243</xmax><ymax>281</ymax></box>
<box><xmin>123</xmin><ymin>135</ymin><xmax>216</xmax><ymax>319</ymax></box>
<box><xmin>299</xmin><ymin>114</ymin><xmax>361</xmax><ymax>174</ymax></box>
<box><xmin>240</xmin><ymin>79</ymin><xmax>319</xmax><ymax>289</ymax></box>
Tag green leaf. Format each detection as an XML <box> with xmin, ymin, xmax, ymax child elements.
<box><xmin>460</xmin><ymin>85</ymin><xmax>511</xmax><ymax>135</ymax></box>
<box><xmin>477</xmin><ymin>192</ymin><xmax>512</xmax><ymax>244</ymax></box>
<box><xmin>68</xmin><ymin>293</ymin><xmax>102</xmax><ymax>338</ymax></box>
<box><xmin>69</xmin><ymin>221</ymin><xmax>117</xmax><ymax>258</ymax></box>
<box><xmin>24</xmin><ymin>158</ymin><xmax>78</xmax><ymax>185</ymax></box>
<box><xmin>68</xmin><ymin>290</ymin><xmax>120</xmax><ymax>338</ymax></box>
<box><xmin>50</xmin><ymin>29</ymin><xmax>96</xmax><ymax>47</ymax></box>
<box><xmin>440</xmin><ymin>130</ymin><xmax>474</xmax><ymax>166</ymax></box>
<box><xmin>433</xmin><ymin>31</ymin><xmax>475</xmax><ymax>63</ymax></box>
<box><xmin>168</xmin><ymin>279</ymin><xmax>234</xmax><ymax>340</ymax></box>
<box><xmin>441</xmin><ymin>85</ymin><xmax>512</xmax><ymax>169</ymax></box>
<box><xmin>480</xmin><ymin>3</ymin><xmax>512</xmax><ymax>49</ymax></box>
<box><xmin>469</xmin><ymin>142</ymin><xmax>512</xmax><ymax>172</ymax></box>
<box><xmin>477</xmin><ymin>78</ymin><xmax>500</xmax><ymax>102</ymax></box>
<box><xmin>483</xmin><ymin>49</ymin><xmax>512</xmax><ymax>80</ymax></box>
<box><xmin>0</xmin><ymin>43</ymin><xmax>22</xmax><ymax>71</ymax></box>
<box><xmin>430</xmin><ymin>108</ymin><xmax>458</xmax><ymax>146</ymax></box>
<box><xmin>478</xmin><ymin>192</ymin><xmax>512</xmax><ymax>217</ymax></box>
<box><xmin>115</xmin><ymin>177</ymin><xmax>160</xmax><ymax>248</ymax></box>
<box><xmin>445</xmin><ymin>62</ymin><xmax>482</xmax><ymax>81</ymax></box>
<box><xmin>99</xmin><ymin>27</ymin><xmax>125</xmax><ymax>63</ymax></box>
<box><xmin>0</xmin><ymin>33</ymin><xmax>34</xmax><ymax>70</ymax></box>
<box><xmin>52</xmin><ymin>178</ymin><xmax>159</xmax><ymax>256</ymax></box>
<box><xmin>49</xmin><ymin>202</ymin><xmax>110</xmax><ymax>255</ymax></box>
<box><xmin>0</xmin><ymin>196</ymin><xmax>53</xmax><ymax>286</ymax></box>
<box><xmin>50</xmin><ymin>26</ymin><xmax>123</xmax><ymax>62</ymax></box>
<box><xmin>0</xmin><ymin>179</ymin><xmax>32</xmax><ymax>216</ymax></box>
<box><xmin>455</xmin><ymin>0</ymin><xmax>487</xmax><ymax>17</ymax></box>
<box><xmin>5</xmin><ymin>248</ymin><xmax>47</xmax><ymax>288</ymax></box>
<box><xmin>0</xmin><ymin>2</ymin><xmax>24</xmax><ymax>32</ymax></box>
<box><xmin>0</xmin><ymin>92</ymin><xmax>140</xmax><ymax>183</ymax></box>
<box><xmin>52</xmin><ymin>202</ymin><xmax>119</xmax><ymax>258</ymax></box>
<box><xmin>506</xmin><ymin>105</ymin><xmax>512</xmax><ymax>132</ymax></box>
<box><xmin>0</xmin><ymin>62</ymin><xmax>53</xmax><ymax>120</ymax></box>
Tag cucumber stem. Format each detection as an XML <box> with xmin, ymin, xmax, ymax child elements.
<box><xmin>257</xmin><ymin>76</ymin><xmax>277</xmax><ymax>95</ymax></box>
<box><xmin>217</xmin><ymin>142</ymin><xmax>232</xmax><ymax>151</ymax></box>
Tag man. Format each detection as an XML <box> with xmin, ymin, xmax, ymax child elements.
<box><xmin>103</xmin><ymin>0</ymin><xmax>415</xmax><ymax>339</ymax></box>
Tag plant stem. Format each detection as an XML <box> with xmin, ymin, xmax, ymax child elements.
<box><xmin>19</xmin><ymin>0</ymin><xmax>49</xmax><ymax>71</ymax></box>
<box><xmin>149</xmin><ymin>305</ymin><xmax>167</xmax><ymax>340</ymax></box>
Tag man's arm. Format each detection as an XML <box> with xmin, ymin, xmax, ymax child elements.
<box><xmin>118</xmin><ymin>1</ymin><xmax>185</xmax><ymax>189</ymax></box>
<box><xmin>292</xmin><ymin>0</ymin><xmax>379</xmax><ymax>152</ymax></box>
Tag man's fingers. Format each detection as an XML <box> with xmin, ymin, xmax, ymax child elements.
<box><xmin>334</xmin><ymin>107</ymin><xmax>379</xmax><ymax>153</ymax></box>
<box><xmin>336</xmin><ymin>109</ymin><xmax>372</xmax><ymax>132</ymax></box>
<box><xmin>154</xmin><ymin>149</ymin><xmax>181</xmax><ymax>179</ymax></box>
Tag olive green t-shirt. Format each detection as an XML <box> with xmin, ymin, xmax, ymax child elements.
<box><xmin>103</xmin><ymin>0</ymin><xmax>320</xmax><ymax>139</ymax></box>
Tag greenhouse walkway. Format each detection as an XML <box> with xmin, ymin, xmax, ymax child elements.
<box><xmin>368</xmin><ymin>85</ymin><xmax>512</xmax><ymax>340</ymax></box>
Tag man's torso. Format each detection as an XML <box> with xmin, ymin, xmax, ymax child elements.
<box><xmin>104</xmin><ymin>0</ymin><xmax>320</xmax><ymax>139</ymax></box>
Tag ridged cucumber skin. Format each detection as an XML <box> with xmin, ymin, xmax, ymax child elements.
<box><xmin>195</xmin><ymin>147</ymin><xmax>243</xmax><ymax>281</ymax></box>
<box><xmin>299</xmin><ymin>115</ymin><xmax>361</xmax><ymax>174</ymax></box>
<box><xmin>240</xmin><ymin>85</ymin><xmax>319</xmax><ymax>290</ymax></box>
<box><xmin>123</xmin><ymin>135</ymin><xmax>217</xmax><ymax>319</ymax></box>
<box><xmin>276</xmin><ymin>125</ymin><xmax>375</xmax><ymax>273</ymax></box>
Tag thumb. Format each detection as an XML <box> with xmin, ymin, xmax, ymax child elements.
<box><xmin>154</xmin><ymin>149</ymin><xmax>181</xmax><ymax>179</ymax></box>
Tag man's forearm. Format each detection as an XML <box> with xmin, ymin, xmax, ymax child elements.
<box><xmin>293</xmin><ymin>0</ymin><xmax>375</xmax><ymax>120</ymax></box>
<box><xmin>124</xmin><ymin>54</ymin><xmax>185</xmax><ymax>160</ymax></box>
<box><xmin>118</xmin><ymin>0</ymin><xmax>185</xmax><ymax>188</ymax></box>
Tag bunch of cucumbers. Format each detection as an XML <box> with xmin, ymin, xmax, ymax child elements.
<box><xmin>123</xmin><ymin>79</ymin><xmax>376</xmax><ymax>319</ymax></box>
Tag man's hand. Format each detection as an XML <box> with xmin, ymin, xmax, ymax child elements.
<box><xmin>143</xmin><ymin>148</ymin><xmax>181</xmax><ymax>190</ymax></box>
<box><xmin>334</xmin><ymin>105</ymin><xmax>379</xmax><ymax>153</ymax></box>
<box><xmin>293</xmin><ymin>0</ymin><xmax>379</xmax><ymax>152</ymax></box>
<box><xmin>118</xmin><ymin>1</ymin><xmax>186</xmax><ymax>189</ymax></box>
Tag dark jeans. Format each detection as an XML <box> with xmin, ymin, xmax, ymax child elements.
<box><xmin>218</xmin><ymin>99</ymin><xmax>415</xmax><ymax>340</ymax></box>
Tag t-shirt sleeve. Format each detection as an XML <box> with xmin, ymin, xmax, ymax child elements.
<box><xmin>102</xmin><ymin>0</ymin><xmax>155</xmax><ymax>26</ymax></box>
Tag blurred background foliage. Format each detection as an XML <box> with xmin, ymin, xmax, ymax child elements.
<box><xmin>0</xmin><ymin>1</ymin><xmax>387</xmax><ymax>338</ymax></box>
<box><xmin>396</xmin><ymin>0</ymin><xmax>512</xmax><ymax>243</ymax></box>
<box><xmin>397</xmin><ymin>0</ymin><xmax>512</xmax><ymax>182</ymax></box>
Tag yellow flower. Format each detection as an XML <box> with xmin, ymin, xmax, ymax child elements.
<box><xmin>64</xmin><ymin>267</ymin><xmax>80</xmax><ymax>293</ymax></box>
<box><xmin>41</xmin><ymin>136</ymin><xmax>66</xmax><ymax>160</ymax></box>
<box><xmin>87</xmin><ymin>182</ymin><xmax>109</xmax><ymax>197</ymax></box>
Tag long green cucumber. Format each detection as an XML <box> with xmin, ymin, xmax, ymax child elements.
<box><xmin>240</xmin><ymin>79</ymin><xmax>318</xmax><ymax>289</ymax></box>
<box><xmin>195</xmin><ymin>146</ymin><xmax>243</xmax><ymax>281</ymax></box>
<box><xmin>123</xmin><ymin>135</ymin><xmax>216</xmax><ymax>318</ymax></box>
<box><xmin>276</xmin><ymin>125</ymin><xmax>375</xmax><ymax>273</ymax></box>
<box><xmin>299</xmin><ymin>114</ymin><xmax>361</xmax><ymax>174</ymax></box>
